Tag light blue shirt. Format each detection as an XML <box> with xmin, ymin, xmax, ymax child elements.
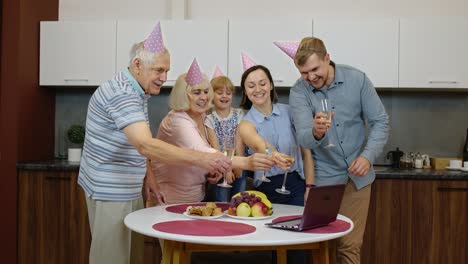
<box><xmin>243</xmin><ymin>103</ymin><xmax>305</xmax><ymax>187</ymax></box>
<box><xmin>289</xmin><ymin>62</ymin><xmax>389</xmax><ymax>190</ymax></box>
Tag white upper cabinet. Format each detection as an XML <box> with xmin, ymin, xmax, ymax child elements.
<box><xmin>116</xmin><ymin>20</ymin><xmax>228</xmax><ymax>86</ymax></box>
<box><xmin>228</xmin><ymin>19</ymin><xmax>313</xmax><ymax>87</ymax></box>
<box><xmin>313</xmin><ymin>18</ymin><xmax>399</xmax><ymax>88</ymax></box>
<box><xmin>399</xmin><ymin>17</ymin><xmax>468</xmax><ymax>88</ymax></box>
<box><xmin>40</xmin><ymin>21</ymin><xmax>117</xmax><ymax>86</ymax></box>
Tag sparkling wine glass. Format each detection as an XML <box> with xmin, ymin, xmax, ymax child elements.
<box><xmin>275</xmin><ymin>144</ymin><xmax>297</xmax><ymax>195</ymax></box>
<box><xmin>217</xmin><ymin>134</ymin><xmax>235</xmax><ymax>188</ymax></box>
<box><xmin>258</xmin><ymin>133</ymin><xmax>278</xmax><ymax>183</ymax></box>
<box><xmin>321</xmin><ymin>98</ymin><xmax>336</xmax><ymax>148</ymax></box>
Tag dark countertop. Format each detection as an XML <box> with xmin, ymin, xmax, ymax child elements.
<box><xmin>17</xmin><ymin>160</ymin><xmax>468</xmax><ymax>180</ymax></box>
<box><xmin>17</xmin><ymin>160</ymin><xmax>80</xmax><ymax>171</ymax></box>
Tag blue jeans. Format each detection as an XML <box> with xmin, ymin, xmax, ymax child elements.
<box><xmin>256</xmin><ymin>171</ymin><xmax>305</xmax><ymax>206</ymax></box>
<box><xmin>215</xmin><ymin>173</ymin><xmax>247</xmax><ymax>202</ymax></box>
<box><xmin>257</xmin><ymin>171</ymin><xmax>307</xmax><ymax>264</ymax></box>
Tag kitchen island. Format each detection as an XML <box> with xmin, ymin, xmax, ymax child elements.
<box><xmin>17</xmin><ymin>161</ymin><xmax>468</xmax><ymax>264</ymax></box>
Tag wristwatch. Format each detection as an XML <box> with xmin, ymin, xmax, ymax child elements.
<box><xmin>305</xmin><ymin>184</ymin><xmax>316</xmax><ymax>188</ymax></box>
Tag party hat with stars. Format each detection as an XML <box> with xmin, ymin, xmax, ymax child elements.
<box><xmin>241</xmin><ymin>52</ymin><xmax>257</xmax><ymax>72</ymax></box>
<box><xmin>144</xmin><ymin>22</ymin><xmax>165</xmax><ymax>53</ymax></box>
<box><xmin>273</xmin><ymin>41</ymin><xmax>299</xmax><ymax>59</ymax></box>
<box><xmin>212</xmin><ymin>66</ymin><xmax>224</xmax><ymax>79</ymax></box>
<box><xmin>186</xmin><ymin>58</ymin><xmax>204</xmax><ymax>86</ymax></box>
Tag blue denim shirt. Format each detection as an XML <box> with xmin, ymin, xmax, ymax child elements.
<box><xmin>289</xmin><ymin>62</ymin><xmax>389</xmax><ymax>190</ymax></box>
<box><xmin>243</xmin><ymin>103</ymin><xmax>305</xmax><ymax>187</ymax></box>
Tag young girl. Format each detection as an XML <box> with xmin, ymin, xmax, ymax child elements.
<box><xmin>205</xmin><ymin>76</ymin><xmax>246</xmax><ymax>202</ymax></box>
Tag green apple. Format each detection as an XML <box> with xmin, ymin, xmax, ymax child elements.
<box><xmin>236</xmin><ymin>202</ymin><xmax>251</xmax><ymax>217</ymax></box>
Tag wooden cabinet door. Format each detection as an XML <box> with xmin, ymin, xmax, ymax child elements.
<box><xmin>399</xmin><ymin>17</ymin><xmax>468</xmax><ymax>88</ymax></box>
<box><xmin>228</xmin><ymin>19</ymin><xmax>312</xmax><ymax>87</ymax></box>
<box><xmin>18</xmin><ymin>170</ymin><xmax>91</xmax><ymax>264</ymax></box>
<box><xmin>313</xmin><ymin>18</ymin><xmax>399</xmax><ymax>88</ymax></box>
<box><xmin>431</xmin><ymin>181</ymin><xmax>468</xmax><ymax>263</ymax></box>
<box><xmin>40</xmin><ymin>21</ymin><xmax>117</xmax><ymax>86</ymax></box>
<box><xmin>362</xmin><ymin>179</ymin><xmax>468</xmax><ymax>264</ymax></box>
<box><xmin>18</xmin><ymin>171</ymin><xmax>44</xmax><ymax>264</ymax></box>
<box><xmin>116</xmin><ymin>20</ymin><xmax>228</xmax><ymax>87</ymax></box>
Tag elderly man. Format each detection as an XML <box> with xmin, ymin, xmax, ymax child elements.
<box><xmin>289</xmin><ymin>37</ymin><xmax>389</xmax><ymax>264</ymax></box>
<box><xmin>78</xmin><ymin>23</ymin><xmax>230</xmax><ymax>264</ymax></box>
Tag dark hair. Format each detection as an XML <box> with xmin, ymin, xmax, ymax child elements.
<box><xmin>239</xmin><ymin>65</ymin><xmax>278</xmax><ymax>110</ymax></box>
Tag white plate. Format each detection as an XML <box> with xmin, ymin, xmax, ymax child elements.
<box><xmin>460</xmin><ymin>167</ymin><xmax>468</xmax><ymax>172</ymax></box>
<box><xmin>446</xmin><ymin>166</ymin><xmax>461</xmax><ymax>171</ymax></box>
<box><xmin>224</xmin><ymin>211</ymin><xmax>273</xmax><ymax>220</ymax></box>
<box><xmin>182</xmin><ymin>212</ymin><xmax>224</xmax><ymax>220</ymax></box>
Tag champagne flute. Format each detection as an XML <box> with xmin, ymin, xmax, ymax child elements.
<box><xmin>321</xmin><ymin>98</ymin><xmax>336</xmax><ymax>148</ymax></box>
<box><xmin>259</xmin><ymin>133</ymin><xmax>277</xmax><ymax>183</ymax></box>
<box><xmin>275</xmin><ymin>144</ymin><xmax>297</xmax><ymax>195</ymax></box>
<box><xmin>217</xmin><ymin>134</ymin><xmax>235</xmax><ymax>188</ymax></box>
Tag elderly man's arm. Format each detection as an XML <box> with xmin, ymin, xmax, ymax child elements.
<box><xmin>123</xmin><ymin>121</ymin><xmax>231</xmax><ymax>174</ymax></box>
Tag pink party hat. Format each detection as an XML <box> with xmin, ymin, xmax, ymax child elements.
<box><xmin>273</xmin><ymin>41</ymin><xmax>299</xmax><ymax>59</ymax></box>
<box><xmin>241</xmin><ymin>52</ymin><xmax>257</xmax><ymax>72</ymax></box>
<box><xmin>212</xmin><ymin>66</ymin><xmax>224</xmax><ymax>79</ymax></box>
<box><xmin>186</xmin><ymin>58</ymin><xmax>204</xmax><ymax>86</ymax></box>
<box><xmin>144</xmin><ymin>22</ymin><xmax>165</xmax><ymax>53</ymax></box>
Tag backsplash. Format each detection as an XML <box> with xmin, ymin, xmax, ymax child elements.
<box><xmin>55</xmin><ymin>88</ymin><xmax>468</xmax><ymax>164</ymax></box>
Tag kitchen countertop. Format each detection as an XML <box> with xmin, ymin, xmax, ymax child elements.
<box><xmin>17</xmin><ymin>160</ymin><xmax>468</xmax><ymax>180</ymax></box>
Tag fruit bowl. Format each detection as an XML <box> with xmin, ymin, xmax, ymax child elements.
<box><xmin>227</xmin><ymin>191</ymin><xmax>273</xmax><ymax>218</ymax></box>
<box><xmin>224</xmin><ymin>210</ymin><xmax>273</xmax><ymax>220</ymax></box>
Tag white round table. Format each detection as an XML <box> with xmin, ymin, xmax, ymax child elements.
<box><xmin>125</xmin><ymin>203</ymin><xmax>353</xmax><ymax>264</ymax></box>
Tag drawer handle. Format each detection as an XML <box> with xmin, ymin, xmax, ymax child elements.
<box><xmin>46</xmin><ymin>176</ymin><xmax>71</xmax><ymax>181</ymax></box>
<box><xmin>428</xmin><ymin>81</ymin><xmax>458</xmax><ymax>84</ymax></box>
<box><xmin>64</xmin><ymin>78</ymin><xmax>89</xmax><ymax>82</ymax></box>
<box><xmin>437</xmin><ymin>187</ymin><xmax>468</xmax><ymax>192</ymax></box>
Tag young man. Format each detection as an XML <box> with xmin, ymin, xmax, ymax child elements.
<box><xmin>289</xmin><ymin>37</ymin><xmax>389</xmax><ymax>264</ymax></box>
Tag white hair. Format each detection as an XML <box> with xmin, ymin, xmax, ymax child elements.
<box><xmin>128</xmin><ymin>41</ymin><xmax>169</xmax><ymax>67</ymax></box>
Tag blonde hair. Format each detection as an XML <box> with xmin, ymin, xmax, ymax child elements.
<box><xmin>129</xmin><ymin>41</ymin><xmax>170</xmax><ymax>67</ymax></box>
<box><xmin>210</xmin><ymin>76</ymin><xmax>235</xmax><ymax>93</ymax></box>
<box><xmin>294</xmin><ymin>37</ymin><xmax>328</xmax><ymax>67</ymax></box>
<box><xmin>169</xmin><ymin>73</ymin><xmax>213</xmax><ymax>111</ymax></box>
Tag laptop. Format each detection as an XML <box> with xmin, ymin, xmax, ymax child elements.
<box><xmin>265</xmin><ymin>184</ymin><xmax>346</xmax><ymax>231</ymax></box>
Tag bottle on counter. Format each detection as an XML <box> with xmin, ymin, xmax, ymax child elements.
<box><xmin>463</xmin><ymin>128</ymin><xmax>468</xmax><ymax>162</ymax></box>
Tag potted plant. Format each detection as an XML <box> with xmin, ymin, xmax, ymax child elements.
<box><xmin>67</xmin><ymin>124</ymin><xmax>85</xmax><ymax>162</ymax></box>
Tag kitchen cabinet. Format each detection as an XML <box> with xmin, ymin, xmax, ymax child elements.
<box><xmin>18</xmin><ymin>168</ymin><xmax>162</xmax><ymax>264</ymax></box>
<box><xmin>313</xmin><ymin>18</ymin><xmax>399</xmax><ymax>88</ymax></box>
<box><xmin>116</xmin><ymin>20</ymin><xmax>228</xmax><ymax>87</ymax></box>
<box><xmin>18</xmin><ymin>170</ymin><xmax>90</xmax><ymax>264</ymax></box>
<box><xmin>39</xmin><ymin>21</ymin><xmax>117</xmax><ymax>86</ymax></box>
<box><xmin>399</xmin><ymin>17</ymin><xmax>468</xmax><ymax>88</ymax></box>
<box><xmin>362</xmin><ymin>179</ymin><xmax>468</xmax><ymax>264</ymax></box>
<box><xmin>228</xmin><ymin>19</ymin><xmax>312</xmax><ymax>86</ymax></box>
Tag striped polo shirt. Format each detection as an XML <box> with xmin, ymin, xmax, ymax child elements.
<box><xmin>78</xmin><ymin>68</ymin><xmax>151</xmax><ymax>201</ymax></box>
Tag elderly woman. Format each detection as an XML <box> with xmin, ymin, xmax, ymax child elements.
<box><xmin>151</xmin><ymin>60</ymin><xmax>273</xmax><ymax>205</ymax></box>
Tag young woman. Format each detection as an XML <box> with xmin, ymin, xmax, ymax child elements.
<box><xmin>238</xmin><ymin>65</ymin><xmax>315</xmax><ymax>206</ymax></box>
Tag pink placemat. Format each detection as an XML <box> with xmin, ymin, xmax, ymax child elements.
<box><xmin>165</xmin><ymin>203</ymin><xmax>229</xmax><ymax>214</ymax></box>
<box><xmin>152</xmin><ymin>220</ymin><xmax>256</xmax><ymax>236</ymax></box>
<box><xmin>271</xmin><ymin>215</ymin><xmax>351</xmax><ymax>233</ymax></box>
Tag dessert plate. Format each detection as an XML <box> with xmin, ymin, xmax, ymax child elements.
<box><xmin>182</xmin><ymin>212</ymin><xmax>224</xmax><ymax>220</ymax></box>
<box><xmin>460</xmin><ymin>167</ymin><xmax>468</xmax><ymax>172</ymax></box>
<box><xmin>446</xmin><ymin>166</ymin><xmax>461</xmax><ymax>171</ymax></box>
